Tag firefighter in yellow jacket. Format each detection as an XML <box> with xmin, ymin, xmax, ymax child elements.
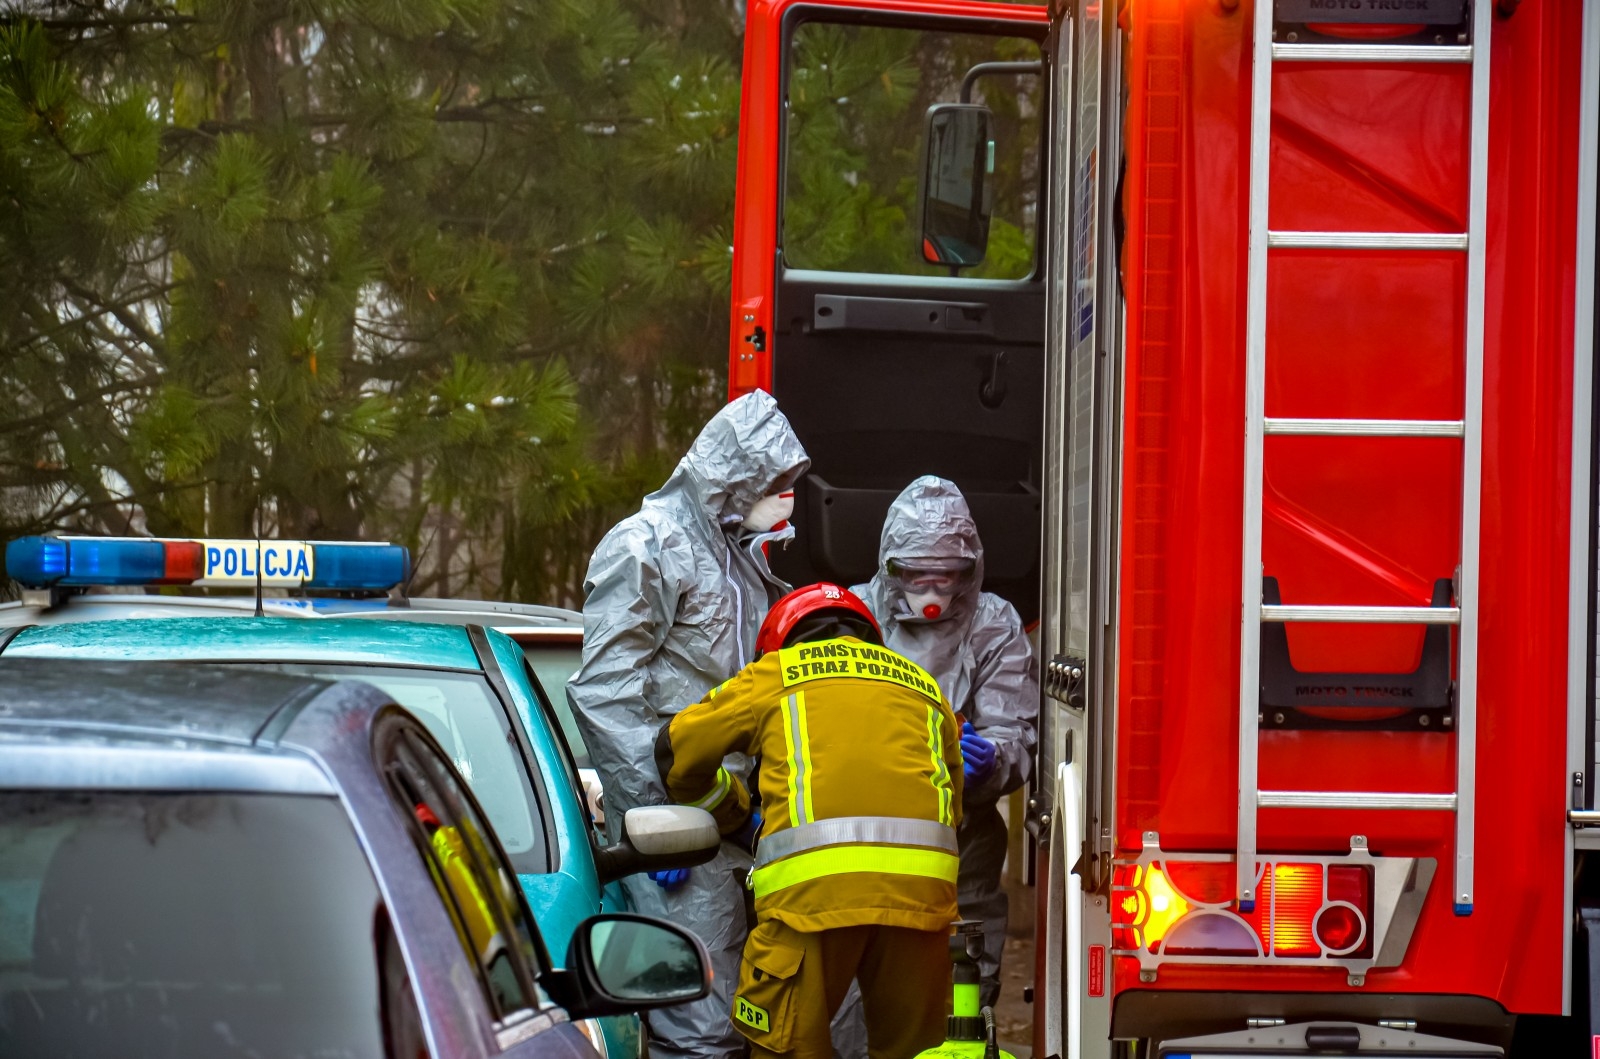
<box><xmin>655</xmin><ymin>583</ymin><xmax>964</xmax><ymax>1059</ymax></box>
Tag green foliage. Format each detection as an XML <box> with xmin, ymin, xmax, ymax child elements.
<box><xmin>782</xmin><ymin>21</ymin><xmax>1042</xmax><ymax>279</ymax></box>
<box><xmin>0</xmin><ymin>0</ymin><xmax>743</xmax><ymax>603</ymax></box>
<box><xmin>0</xmin><ymin>1</ymin><xmax>1045</xmax><ymax>606</ymax></box>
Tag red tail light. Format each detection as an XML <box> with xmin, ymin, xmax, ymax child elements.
<box><xmin>1112</xmin><ymin>857</ymin><xmax>1373</xmax><ymax>962</ymax></box>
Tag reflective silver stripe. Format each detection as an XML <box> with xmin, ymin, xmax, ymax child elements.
<box><xmin>754</xmin><ymin>815</ymin><xmax>957</xmax><ymax>868</ymax></box>
<box><xmin>785</xmin><ymin>692</ymin><xmax>812</xmax><ymax>825</ymax></box>
<box><xmin>688</xmin><ymin>767</ymin><xmax>731</xmax><ymax>810</ymax></box>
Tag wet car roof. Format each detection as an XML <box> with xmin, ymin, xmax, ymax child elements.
<box><xmin>0</xmin><ymin>658</ymin><xmax>362</xmax><ymax>794</ymax></box>
<box><xmin>5</xmin><ymin>616</ymin><xmax>483</xmax><ymax>669</ymax></box>
<box><xmin>0</xmin><ymin>656</ymin><xmax>335</xmax><ymax>744</ymax></box>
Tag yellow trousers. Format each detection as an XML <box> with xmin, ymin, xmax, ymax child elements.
<box><xmin>731</xmin><ymin>919</ymin><xmax>950</xmax><ymax>1059</ymax></box>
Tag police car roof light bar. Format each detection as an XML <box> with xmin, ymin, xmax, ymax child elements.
<box><xmin>4</xmin><ymin>535</ymin><xmax>410</xmax><ymax>594</ymax></box>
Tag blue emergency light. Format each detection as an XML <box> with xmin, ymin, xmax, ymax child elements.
<box><xmin>5</xmin><ymin>535</ymin><xmax>410</xmax><ymax>593</ymax></box>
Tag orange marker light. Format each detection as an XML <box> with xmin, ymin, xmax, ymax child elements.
<box><xmin>1270</xmin><ymin>863</ymin><xmax>1322</xmax><ymax>957</ymax></box>
<box><xmin>1140</xmin><ymin>866</ymin><xmax>1190</xmax><ymax>946</ymax></box>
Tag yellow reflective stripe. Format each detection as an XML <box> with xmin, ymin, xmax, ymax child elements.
<box><xmin>706</xmin><ymin>677</ymin><xmax>735</xmax><ymax>700</ymax></box>
<box><xmin>751</xmin><ymin>844</ymin><xmax>960</xmax><ymax>899</ymax></box>
<box><xmin>925</xmin><ymin>706</ymin><xmax>953</xmax><ymax>826</ymax></box>
<box><xmin>688</xmin><ymin>767</ymin><xmax>731</xmax><ymax>810</ymax></box>
<box><xmin>794</xmin><ymin>690</ymin><xmax>815</xmax><ymax>824</ymax></box>
<box><xmin>779</xmin><ymin>693</ymin><xmax>804</xmax><ymax>827</ymax></box>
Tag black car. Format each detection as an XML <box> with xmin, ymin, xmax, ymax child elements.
<box><xmin>0</xmin><ymin>658</ymin><xmax>717</xmax><ymax>1058</ymax></box>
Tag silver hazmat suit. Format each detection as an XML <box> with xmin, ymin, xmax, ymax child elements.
<box><xmin>567</xmin><ymin>390</ymin><xmax>809</xmax><ymax>1059</ymax></box>
<box><xmin>856</xmin><ymin>476</ymin><xmax>1038</xmax><ymax>1003</ymax></box>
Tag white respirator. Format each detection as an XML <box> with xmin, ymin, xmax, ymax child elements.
<box><xmin>743</xmin><ymin>491</ymin><xmax>795</xmax><ymax>533</ymax></box>
<box><xmin>903</xmin><ymin>588</ymin><xmax>954</xmax><ymax>621</ymax></box>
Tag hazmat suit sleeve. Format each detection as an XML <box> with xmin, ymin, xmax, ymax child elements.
<box><xmin>654</xmin><ymin>669</ymin><xmax>758</xmax><ymax>834</ymax></box>
<box><xmin>567</xmin><ymin>520</ymin><xmax>686</xmax><ymax>825</ymax></box>
<box><xmin>963</xmin><ymin>594</ymin><xmax>1039</xmax><ymax>804</ymax></box>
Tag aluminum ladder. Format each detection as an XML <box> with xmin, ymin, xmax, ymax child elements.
<box><xmin>1236</xmin><ymin>0</ymin><xmax>1492</xmax><ymax>916</ymax></box>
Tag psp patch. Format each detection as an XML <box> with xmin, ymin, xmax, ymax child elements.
<box><xmin>734</xmin><ymin>996</ymin><xmax>770</xmax><ymax>1033</ymax></box>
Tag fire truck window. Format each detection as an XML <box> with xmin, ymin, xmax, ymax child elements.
<box><xmin>783</xmin><ymin>21</ymin><xmax>1042</xmax><ymax>280</ymax></box>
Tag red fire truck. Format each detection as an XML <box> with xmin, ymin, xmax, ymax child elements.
<box><xmin>728</xmin><ymin>0</ymin><xmax>1597</xmax><ymax>1055</ymax></box>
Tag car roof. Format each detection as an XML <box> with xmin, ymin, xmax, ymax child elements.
<box><xmin>0</xmin><ymin>592</ymin><xmax>582</xmax><ymax>629</ymax></box>
<box><xmin>5</xmin><ymin>616</ymin><xmax>485</xmax><ymax>670</ymax></box>
<box><xmin>0</xmin><ymin>657</ymin><xmax>333</xmax><ymax>742</ymax></box>
<box><xmin>0</xmin><ymin>658</ymin><xmax>363</xmax><ymax>794</ymax></box>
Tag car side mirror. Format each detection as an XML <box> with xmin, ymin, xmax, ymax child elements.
<box><xmin>542</xmin><ymin>913</ymin><xmax>711</xmax><ymax>1018</ymax></box>
<box><xmin>593</xmin><ymin>805</ymin><xmax>721</xmax><ymax>885</ymax></box>
<box><xmin>920</xmin><ymin>102</ymin><xmax>994</xmax><ymax>270</ymax></box>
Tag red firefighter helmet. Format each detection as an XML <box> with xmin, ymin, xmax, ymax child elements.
<box><xmin>755</xmin><ymin>583</ymin><xmax>881</xmax><ymax>657</ymax></box>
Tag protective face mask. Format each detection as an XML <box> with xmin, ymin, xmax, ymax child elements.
<box><xmin>742</xmin><ymin>491</ymin><xmax>795</xmax><ymax>532</ymax></box>
<box><xmin>903</xmin><ymin>588</ymin><xmax>954</xmax><ymax>621</ymax></box>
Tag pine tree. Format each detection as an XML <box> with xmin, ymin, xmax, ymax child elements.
<box><xmin>0</xmin><ymin>0</ymin><xmax>745</xmax><ymax>604</ymax></box>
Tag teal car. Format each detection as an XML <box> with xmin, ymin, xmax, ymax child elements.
<box><xmin>0</xmin><ymin>617</ymin><xmax>649</xmax><ymax>1059</ymax></box>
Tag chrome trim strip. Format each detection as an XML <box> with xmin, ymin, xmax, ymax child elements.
<box><xmin>1267</xmin><ymin>230</ymin><xmax>1468</xmax><ymax>250</ymax></box>
<box><xmin>1237</xmin><ymin>0</ymin><xmax>1274</xmax><ymax>910</ymax></box>
<box><xmin>1565</xmin><ymin>0</ymin><xmax>1600</xmax><ymax>1016</ymax></box>
<box><xmin>1271</xmin><ymin>43</ymin><xmax>1473</xmax><ymax>64</ymax></box>
<box><xmin>1258</xmin><ymin>790</ymin><xmax>1457</xmax><ymax>811</ymax></box>
<box><xmin>1454</xmin><ymin>0</ymin><xmax>1494</xmax><ymax>916</ymax></box>
<box><xmin>0</xmin><ymin>742</ymin><xmax>334</xmax><ymax>793</ymax></box>
<box><xmin>1373</xmin><ymin>857</ymin><xmax>1437</xmax><ymax>968</ymax></box>
<box><xmin>1261</xmin><ymin>604</ymin><xmax>1461</xmax><ymax>624</ymax></box>
<box><xmin>1263</xmin><ymin>417</ymin><xmax>1465</xmax><ymax>438</ymax></box>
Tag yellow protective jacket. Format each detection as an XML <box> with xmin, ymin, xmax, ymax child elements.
<box><xmin>656</xmin><ymin>636</ymin><xmax>963</xmax><ymax>934</ymax></box>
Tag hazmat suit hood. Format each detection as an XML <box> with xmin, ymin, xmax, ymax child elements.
<box><xmin>871</xmin><ymin>475</ymin><xmax>985</xmax><ymax>626</ymax></box>
<box><xmin>660</xmin><ymin>388</ymin><xmax>811</xmax><ymax>525</ymax></box>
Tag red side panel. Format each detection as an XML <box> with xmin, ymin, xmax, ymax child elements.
<box><xmin>1116</xmin><ymin>0</ymin><xmax>1585</xmax><ymax>1011</ymax></box>
<box><xmin>727</xmin><ymin>0</ymin><xmax>1049</xmax><ymax>398</ymax></box>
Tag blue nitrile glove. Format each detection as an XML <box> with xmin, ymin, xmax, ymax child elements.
<box><xmin>648</xmin><ymin>868</ymin><xmax>690</xmax><ymax>889</ymax></box>
<box><xmin>731</xmin><ymin>810</ymin><xmax>763</xmax><ymax>855</ymax></box>
<box><xmin>960</xmin><ymin>722</ymin><xmax>998</xmax><ymax>783</ymax></box>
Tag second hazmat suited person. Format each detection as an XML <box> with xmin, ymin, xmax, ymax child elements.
<box><xmin>567</xmin><ymin>389</ymin><xmax>809</xmax><ymax>1059</ymax></box>
<box><xmin>855</xmin><ymin>475</ymin><xmax>1038</xmax><ymax>1009</ymax></box>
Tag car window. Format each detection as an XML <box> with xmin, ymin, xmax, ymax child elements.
<box><xmin>520</xmin><ymin>642</ymin><xmax>590</xmax><ymax>769</ymax></box>
<box><xmin>521</xmin><ymin>658</ymin><xmax>592</xmax><ymax>820</ymax></box>
<box><xmin>378</xmin><ymin>718</ymin><xmax>548</xmax><ymax>1024</ymax></box>
<box><xmin>238</xmin><ymin>663</ymin><xmax>548</xmax><ymax>874</ymax></box>
<box><xmin>0</xmin><ymin>791</ymin><xmax>400</xmax><ymax>1057</ymax></box>
<box><xmin>783</xmin><ymin>19</ymin><xmax>1044</xmax><ymax>279</ymax></box>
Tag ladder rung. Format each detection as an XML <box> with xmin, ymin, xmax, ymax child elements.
<box><xmin>1271</xmin><ymin>43</ymin><xmax>1473</xmax><ymax>65</ymax></box>
<box><xmin>1261</xmin><ymin>604</ymin><xmax>1460</xmax><ymax>624</ymax></box>
<box><xmin>1269</xmin><ymin>231</ymin><xmax>1469</xmax><ymax>251</ymax></box>
<box><xmin>1264</xmin><ymin>417</ymin><xmax>1465</xmax><ymax>438</ymax></box>
<box><xmin>1259</xmin><ymin>791</ymin><xmax>1458</xmax><ymax>811</ymax></box>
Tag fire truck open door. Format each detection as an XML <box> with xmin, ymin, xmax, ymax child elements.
<box><xmin>728</xmin><ymin>0</ymin><xmax>1051</xmax><ymax>620</ymax></box>
<box><xmin>730</xmin><ymin>2</ymin><xmax>1120</xmax><ymax>1056</ymax></box>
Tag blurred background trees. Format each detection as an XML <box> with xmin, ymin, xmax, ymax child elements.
<box><xmin>0</xmin><ymin>0</ymin><xmax>743</xmax><ymax>603</ymax></box>
<box><xmin>0</xmin><ymin>0</ymin><xmax>1041</xmax><ymax>605</ymax></box>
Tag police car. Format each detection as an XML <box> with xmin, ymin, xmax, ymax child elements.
<box><xmin>1</xmin><ymin>535</ymin><xmax>634</xmax><ymax>1058</ymax></box>
<box><xmin>2</xmin><ymin>535</ymin><xmax>599</xmax><ymax>812</ymax></box>
<box><xmin>0</xmin><ymin>657</ymin><xmax>715</xmax><ymax>1058</ymax></box>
